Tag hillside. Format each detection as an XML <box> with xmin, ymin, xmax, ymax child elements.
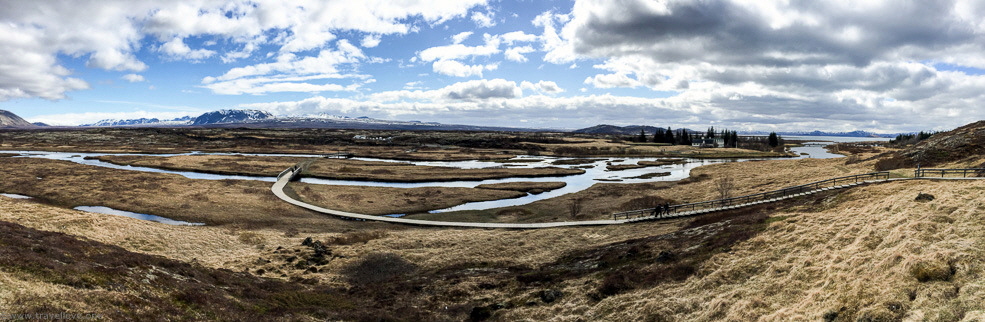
<box><xmin>898</xmin><ymin>120</ymin><xmax>985</xmax><ymax>166</ymax></box>
<box><xmin>574</xmin><ymin>124</ymin><xmax>678</xmax><ymax>135</ymax></box>
<box><xmin>0</xmin><ymin>109</ymin><xmax>34</xmax><ymax>127</ymax></box>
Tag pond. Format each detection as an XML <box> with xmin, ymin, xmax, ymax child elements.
<box><xmin>74</xmin><ymin>206</ymin><xmax>205</xmax><ymax>226</ymax></box>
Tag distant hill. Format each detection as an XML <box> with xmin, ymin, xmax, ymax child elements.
<box><xmin>574</xmin><ymin>124</ymin><xmax>681</xmax><ymax>135</ymax></box>
<box><xmin>192</xmin><ymin>109</ymin><xmax>273</xmax><ymax>125</ymax></box>
<box><xmin>82</xmin><ymin>116</ymin><xmax>193</xmax><ymax>127</ymax></box>
<box><xmin>72</xmin><ymin>109</ymin><xmax>549</xmax><ymax>132</ymax></box>
<box><xmin>744</xmin><ymin>130</ymin><xmax>895</xmax><ymax>138</ymax></box>
<box><xmin>31</xmin><ymin>122</ymin><xmax>49</xmax><ymax>127</ymax></box>
<box><xmin>0</xmin><ymin>109</ymin><xmax>34</xmax><ymax>128</ymax></box>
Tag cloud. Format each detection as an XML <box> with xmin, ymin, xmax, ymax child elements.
<box><xmin>504</xmin><ymin>46</ymin><xmax>536</xmax><ymax>62</ymax></box>
<box><xmin>121</xmin><ymin>74</ymin><xmax>145</xmax><ymax>83</ymax></box>
<box><xmin>369</xmin><ymin>78</ymin><xmax>521</xmax><ymax>102</ymax></box>
<box><xmin>584</xmin><ymin>72</ymin><xmax>641</xmax><ymax>89</ymax></box>
<box><xmin>514</xmin><ymin>0</ymin><xmax>985</xmax><ymax>131</ymax></box>
<box><xmin>451</xmin><ymin>31</ymin><xmax>473</xmax><ymax>44</ymax></box>
<box><xmin>160</xmin><ymin>37</ymin><xmax>215</xmax><ymax>60</ymax></box>
<box><xmin>201</xmin><ymin>40</ymin><xmax>371</xmax><ymax>95</ymax></box>
<box><xmin>0</xmin><ymin>0</ymin><xmax>490</xmax><ymax>101</ymax></box>
<box><xmin>471</xmin><ymin>11</ymin><xmax>496</xmax><ymax>27</ymax></box>
<box><xmin>361</xmin><ymin>35</ymin><xmax>381</xmax><ymax>48</ymax></box>
<box><xmin>521</xmin><ymin>80</ymin><xmax>564</xmax><ymax>93</ymax></box>
<box><xmin>432</xmin><ymin>60</ymin><xmax>497</xmax><ymax>77</ymax></box>
<box><xmin>418</xmin><ymin>43</ymin><xmax>500</xmax><ymax>62</ymax></box>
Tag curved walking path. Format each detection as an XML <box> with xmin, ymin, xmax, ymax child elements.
<box><xmin>271</xmin><ymin>166</ymin><xmax>627</xmax><ymax>228</ymax></box>
<box><xmin>271</xmin><ymin>165</ymin><xmax>985</xmax><ymax>229</ymax></box>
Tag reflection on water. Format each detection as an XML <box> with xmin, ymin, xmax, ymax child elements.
<box><xmin>0</xmin><ymin>193</ymin><xmax>32</xmax><ymax>199</ymax></box>
<box><xmin>3</xmin><ymin>142</ymin><xmax>858</xmax><ymax>213</ymax></box>
<box><xmin>74</xmin><ymin>206</ymin><xmax>205</xmax><ymax>226</ymax></box>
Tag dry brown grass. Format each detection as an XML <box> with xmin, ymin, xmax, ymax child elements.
<box><xmin>475</xmin><ymin>181</ymin><xmax>567</xmax><ymax>193</ymax></box>
<box><xmin>6</xmin><ymin>134</ymin><xmax>985</xmax><ymax>320</ymax></box>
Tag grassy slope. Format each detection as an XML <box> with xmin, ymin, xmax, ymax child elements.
<box><xmin>535</xmin><ymin>179</ymin><xmax>985</xmax><ymax>321</ymax></box>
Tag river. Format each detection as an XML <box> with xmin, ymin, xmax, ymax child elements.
<box><xmin>0</xmin><ymin>137</ymin><xmax>872</xmax><ymax>215</ymax></box>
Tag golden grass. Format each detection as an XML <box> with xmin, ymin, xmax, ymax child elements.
<box><xmin>489</xmin><ymin>179</ymin><xmax>985</xmax><ymax>321</ymax></box>
<box><xmin>475</xmin><ymin>181</ymin><xmax>567</xmax><ymax>193</ymax></box>
<box><xmin>5</xmin><ymin>139</ymin><xmax>985</xmax><ymax>320</ymax></box>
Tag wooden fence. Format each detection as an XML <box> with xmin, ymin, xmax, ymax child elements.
<box><xmin>914</xmin><ymin>168</ymin><xmax>985</xmax><ymax>178</ymax></box>
<box><xmin>612</xmin><ymin>171</ymin><xmax>891</xmax><ymax>220</ymax></box>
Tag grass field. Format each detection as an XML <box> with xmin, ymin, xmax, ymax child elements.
<box><xmin>5</xmin><ymin>128</ymin><xmax>985</xmax><ymax>320</ymax></box>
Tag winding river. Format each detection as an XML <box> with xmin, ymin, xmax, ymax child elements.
<box><xmin>0</xmin><ymin>137</ymin><xmax>886</xmax><ymax>216</ymax></box>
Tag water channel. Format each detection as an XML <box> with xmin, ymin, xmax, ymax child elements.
<box><xmin>0</xmin><ymin>136</ymin><xmax>888</xmax><ymax>218</ymax></box>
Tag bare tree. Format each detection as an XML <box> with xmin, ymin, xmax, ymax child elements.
<box><xmin>715</xmin><ymin>175</ymin><xmax>735</xmax><ymax>200</ymax></box>
<box><xmin>568</xmin><ymin>198</ymin><xmax>583</xmax><ymax>219</ymax></box>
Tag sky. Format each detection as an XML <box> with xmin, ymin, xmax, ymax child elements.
<box><xmin>2</xmin><ymin>0</ymin><xmax>985</xmax><ymax>133</ymax></box>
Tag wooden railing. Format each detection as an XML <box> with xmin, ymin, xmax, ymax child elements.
<box><xmin>612</xmin><ymin>172</ymin><xmax>891</xmax><ymax>220</ymax></box>
<box><xmin>915</xmin><ymin>168</ymin><xmax>985</xmax><ymax>178</ymax></box>
<box><xmin>277</xmin><ymin>161</ymin><xmax>311</xmax><ymax>181</ymax></box>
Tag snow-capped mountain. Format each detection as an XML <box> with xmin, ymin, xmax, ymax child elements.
<box><xmin>191</xmin><ymin>109</ymin><xmax>273</xmax><ymax>125</ymax></box>
<box><xmin>82</xmin><ymin>116</ymin><xmax>193</xmax><ymax>127</ymax></box>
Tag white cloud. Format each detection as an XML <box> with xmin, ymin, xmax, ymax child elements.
<box><xmin>418</xmin><ymin>43</ymin><xmax>500</xmax><ymax>62</ymax></box>
<box><xmin>521</xmin><ymin>80</ymin><xmax>564</xmax><ymax>93</ymax></box>
<box><xmin>0</xmin><ymin>0</ymin><xmax>490</xmax><ymax>101</ymax></box>
<box><xmin>452</xmin><ymin>31</ymin><xmax>474</xmax><ymax>44</ymax></box>
<box><xmin>432</xmin><ymin>60</ymin><xmax>497</xmax><ymax>77</ymax></box>
<box><xmin>471</xmin><ymin>11</ymin><xmax>496</xmax><ymax>27</ymax></box>
<box><xmin>499</xmin><ymin>31</ymin><xmax>538</xmax><ymax>44</ymax></box>
<box><xmin>504</xmin><ymin>46</ymin><xmax>536</xmax><ymax>62</ymax></box>
<box><xmin>122</xmin><ymin>74</ymin><xmax>145</xmax><ymax>83</ymax></box>
<box><xmin>585</xmin><ymin>73</ymin><xmax>642</xmax><ymax>89</ymax></box>
<box><xmin>361</xmin><ymin>35</ymin><xmax>381</xmax><ymax>48</ymax></box>
<box><xmin>370</xmin><ymin>78</ymin><xmax>521</xmax><ymax>102</ymax></box>
<box><xmin>160</xmin><ymin>37</ymin><xmax>215</xmax><ymax>60</ymax></box>
<box><xmin>202</xmin><ymin>40</ymin><xmax>371</xmax><ymax>95</ymax></box>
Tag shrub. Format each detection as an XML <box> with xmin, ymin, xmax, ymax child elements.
<box><xmin>238</xmin><ymin>232</ymin><xmax>266</xmax><ymax>246</ymax></box>
<box><xmin>914</xmin><ymin>193</ymin><xmax>935</xmax><ymax>202</ymax></box>
<box><xmin>283</xmin><ymin>227</ymin><xmax>300</xmax><ymax>238</ymax></box>
<box><xmin>874</xmin><ymin>156</ymin><xmax>913</xmax><ymax>171</ymax></box>
<box><xmin>327</xmin><ymin>231</ymin><xmax>387</xmax><ymax>245</ymax></box>
<box><xmin>342</xmin><ymin>253</ymin><xmax>417</xmax><ymax>286</ymax></box>
<box><xmin>910</xmin><ymin>260</ymin><xmax>955</xmax><ymax>282</ymax></box>
<box><xmin>369</xmin><ymin>169</ymin><xmax>394</xmax><ymax>175</ymax></box>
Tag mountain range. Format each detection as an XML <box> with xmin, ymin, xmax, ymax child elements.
<box><xmin>574</xmin><ymin>124</ymin><xmax>897</xmax><ymax>138</ymax></box>
<box><xmin>0</xmin><ymin>109</ymin><xmax>919</xmax><ymax>137</ymax></box>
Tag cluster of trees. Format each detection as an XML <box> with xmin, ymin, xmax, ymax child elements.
<box><xmin>634</xmin><ymin>127</ymin><xmax>782</xmax><ymax>151</ymax></box>
<box><xmin>889</xmin><ymin>131</ymin><xmax>937</xmax><ymax>146</ymax></box>
<box><xmin>638</xmin><ymin>127</ymin><xmax>693</xmax><ymax>145</ymax></box>
<box><xmin>706</xmin><ymin>127</ymin><xmax>740</xmax><ymax>148</ymax></box>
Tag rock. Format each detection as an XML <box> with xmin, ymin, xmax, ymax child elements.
<box><xmin>656</xmin><ymin>250</ymin><xmax>676</xmax><ymax>263</ymax></box>
<box><xmin>539</xmin><ymin>289</ymin><xmax>563</xmax><ymax>303</ymax></box>
<box><xmin>301</xmin><ymin>237</ymin><xmax>314</xmax><ymax>246</ymax></box>
<box><xmin>469</xmin><ymin>306</ymin><xmax>493</xmax><ymax>322</ymax></box>
<box><xmin>915</xmin><ymin>193</ymin><xmax>935</xmax><ymax>202</ymax></box>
